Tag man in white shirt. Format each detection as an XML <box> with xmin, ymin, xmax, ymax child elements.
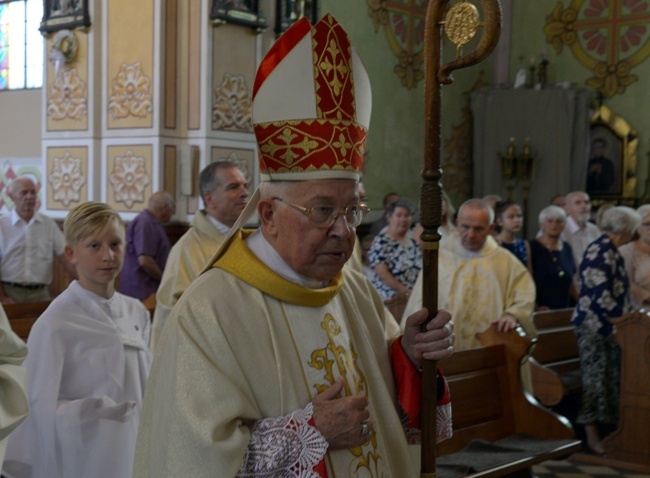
<box><xmin>0</xmin><ymin>176</ymin><xmax>75</xmax><ymax>303</ymax></box>
<box><xmin>562</xmin><ymin>191</ymin><xmax>601</xmax><ymax>270</ymax></box>
<box><xmin>152</xmin><ymin>160</ymin><xmax>249</xmax><ymax>347</ymax></box>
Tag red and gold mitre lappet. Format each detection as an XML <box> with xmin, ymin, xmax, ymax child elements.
<box><xmin>252</xmin><ymin>14</ymin><xmax>371</xmax><ymax>181</ymax></box>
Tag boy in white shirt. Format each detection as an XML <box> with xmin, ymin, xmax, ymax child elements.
<box><xmin>3</xmin><ymin>202</ymin><xmax>152</xmax><ymax>478</ymax></box>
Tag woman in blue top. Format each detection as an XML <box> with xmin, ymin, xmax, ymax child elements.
<box><xmin>571</xmin><ymin>206</ymin><xmax>640</xmax><ymax>456</ymax></box>
<box><xmin>529</xmin><ymin>205</ymin><xmax>576</xmax><ymax>310</ymax></box>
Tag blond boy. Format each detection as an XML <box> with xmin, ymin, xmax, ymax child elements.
<box><xmin>4</xmin><ymin>202</ymin><xmax>152</xmax><ymax>478</ymax></box>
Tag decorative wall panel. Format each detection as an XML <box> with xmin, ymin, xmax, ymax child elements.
<box><xmin>107</xmin><ymin>0</ymin><xmax>155</xmax><ymax>129</ymax></box>
<box><xmin>106</xmin><ymin>144</ymin><xmax>153</xmax><ymax>211</ymax></box>
<box><xmin>46</xmin><ymin>146</ymin><xmax>88</xmax><ymax>210</ymax></box>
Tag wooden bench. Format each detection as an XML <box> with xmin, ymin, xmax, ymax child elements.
<box><xmin>601</xmin><ymin>309</ymin><xmax>650</xmax><ymax>470</ymax></box>
<box><xmin>4</xmin><ymin>301</ymin><xmax>51</xmax><ymax>341</ymax></box>
<box><xmin>435</xmin><ymin>325</ymin><xmax>582</xmax><ymax>477</ymax></box>
<box><xmin>527</xmin><ymin>308</ymin><xmax>582</xmax><ymax>408</ymax></box>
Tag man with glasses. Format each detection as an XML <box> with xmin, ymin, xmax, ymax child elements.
<box><xmin>135</xmin><ymin>14</ymin><xmax>454</xmax><ymax>477</ymax></box>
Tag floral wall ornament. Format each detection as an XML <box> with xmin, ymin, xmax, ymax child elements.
<box><xmin>367</xmin><ymin>0</ymin><xmax>427</xmax><ymax>89</ymax></box>
<box><xmin>48</xmin><ymin>151</ymin><xmax>86</xmax><ymax>207</ymax></box>
<box><xmin>47</xmin><ymin>68</ymin><xmax>87</xmax><ymax>121</ymax></box>
<box><xmin>108</xmin><ymin>62</ymin><xmax>154</xmax><ymax>119</ymax></box>
<box><xmin>109</xmin><ymin>149</ymin><xmax>151</xmax><ymax>209</ymax></box>
<box><xmin>544</xmin><ymin>0</ymin><xmax>650</xmax><ymax>97</ymax></box>
<box><xmin>212</xmin><ymin>73</ymin><xmax>253</xmax><ymax>131</ymax></box>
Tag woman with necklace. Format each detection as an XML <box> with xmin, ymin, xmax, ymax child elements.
<box><xmin>529</xmin><ymin>205</ymin><xmax>576</xmax><ymax>310</ymax></box>
<box><xmin>619</xmin><ymin>204</ymin><xmax>650</xmax><ymax>308</ymax></box>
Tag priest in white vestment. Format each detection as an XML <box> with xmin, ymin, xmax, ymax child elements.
<box><xmin>0</xmin><ymin>305</ymin><xmax>28</xmax><ymax>466</ymax></box>
<box><xmin>3</xmin><ymin>202</ymin><xmax>152</xmax><ymax>478</ymax></box>
<box><xmin>152</xmin><ymin>160</ymin><xmax>249</xmax><ymax>348</ymax></box>
<box><xmin>135</xmin><ymin>15</ymin><xmax>454</xmax><ymax>478</ymax></box>
<box><xmin>403</xmin><ymin>198</ymin><xmax>536</xmax><ymax>349</ymax></box>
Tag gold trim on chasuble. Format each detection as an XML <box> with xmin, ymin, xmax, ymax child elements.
<box><xmin>214</xmin><ymin>230</ymin><xmax>385</xmax><ymax>474</ymax></box>
<box><xmin>310</xmin><ymin>314</ymin><xmax>384</xmax><ymax>476</ymax></box>
<box><xmin>254</xmin><ymin>15</ymin><xmax>367</xmax><ymax>179</ymax></box>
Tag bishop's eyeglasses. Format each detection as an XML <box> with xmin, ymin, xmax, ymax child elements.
<box><xmin>272</xmin><ymin>197</ymin><xmax>370</xmax><ymax>229</ymax></box>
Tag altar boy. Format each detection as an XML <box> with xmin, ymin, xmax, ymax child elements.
<box><xmin>3</xmin><ymin>202</ymin><xmax>152</xmax><ymax>478</ymax></box>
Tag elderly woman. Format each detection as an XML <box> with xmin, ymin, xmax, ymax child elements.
<box><xmin>619</xmin><ymin>204</ymin><xmax>650</xmax><ymax>308</ymax></box>
<box><xmin>572</xmin><ymin>206</ymin><xmax>641</xmax><ymax>455</ymax></box>
<box><xmin>530</xmin><ymin>205</ymin><xmax>576</xmax><ymax>310</ymax></box>
<box><xmin>369</xmin><ymin>199</ymin><xmax>422</xmax><ymax>304</ymax></box>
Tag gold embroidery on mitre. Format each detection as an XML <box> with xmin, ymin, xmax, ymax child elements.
<box><xmin>309</xmin><ymin>314</ymin><xmax>383</xmax><ymax>475</ymax></box>
<box><xmin>312</xmin><ymin>15</ymin><xmax>356</xmax><ymax>124</ymax></box>
<box><xmin>319</xmin><ymin>38</ymin><xmax>348</xmax><ymax>97</ymax></box>
<box><xmin>256</xmin><ymin>120</ymin><xmax>367</xmax><ymax>173</ymax></box>
<box><xmin>260</xmin><ymin>127</ymin><xmax>323</xmax><ymax>166</ymax></box>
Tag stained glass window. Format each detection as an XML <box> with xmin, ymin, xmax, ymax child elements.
<box><xmin>0</xmin><ymin>0</ymin><xmax>43</xmax><ymax>90</ymax></box>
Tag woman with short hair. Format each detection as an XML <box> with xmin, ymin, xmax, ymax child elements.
<box><xmin>529</xmin><ymin>205</ymin><xmax>575</xmax><ymax>310</ymax></box>
<box><xmin>572</xmin><ymin>206</ymin><xmax>641</xmax><ymax>455</ymax></box>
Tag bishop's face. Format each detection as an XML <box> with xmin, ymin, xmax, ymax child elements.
<box><xmin>261</xmin><ymin>179</ymin><xmax>358</xmax><ymax>283</ymax></box>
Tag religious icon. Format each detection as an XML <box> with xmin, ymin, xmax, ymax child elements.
<box><xmin>587</xmin><ymin>106</ymin><xmax>637</xmax><ymax>199</ymax></box>
<box><xmin>41</xmin><ymin>0</ymin><xmax>90</xmax><ymax>33</ymax></box>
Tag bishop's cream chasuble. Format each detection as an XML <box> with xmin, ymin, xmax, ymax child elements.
<box><xmin>135</xmin><ymin>230</ymin><xmax>451</xmax><ymax>477</ymax></box>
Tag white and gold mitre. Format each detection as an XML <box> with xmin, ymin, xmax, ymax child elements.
<box><xmin>252</xmin><ymin>13</ymin><xmax>372</xmax><ymax>182</ymax></box>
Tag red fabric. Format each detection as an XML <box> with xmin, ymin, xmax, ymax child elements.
<box><xmin>252</xmin><ymin>17</ymin><xmax>312</xmax><ymax>98</ymax></box>
<box><xmin>307</xmin><ymin>417</ymin><xmax>328</xmax><ymax>477</ymax></box>
<box><xmin>391</xmin><ymin>337</ymin><xmax>449</xmax><ymax>429</ymax></box>
<box><xmin>254</xmin><ymin>121</ymin><xmax>366</xmax><ymax>176</ymax></box>
<box><xmin>311</xmin><ymin>15</ymin><xmax>356</xmax><ymax>121</ymax></box>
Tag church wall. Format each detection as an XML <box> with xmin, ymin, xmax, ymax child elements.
<box><xmin>0</xmin><ymin>89</ymin><xmax>42</xmax><ymax>165</ymax></box>
<box><xmin>509</xmin><ymin>0</ymin><xmax>650</xmax><ymax>201</ymax></box>
<box><xmin>322</xmin><ymin>0</ymin><xmax>495</xmax><ymax>213</ymax></box>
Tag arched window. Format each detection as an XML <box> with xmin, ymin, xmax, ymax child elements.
<box><xmin>0</xmin><ymin>0</ymin><xmax>43</xmax><ymax>90</ymax></box>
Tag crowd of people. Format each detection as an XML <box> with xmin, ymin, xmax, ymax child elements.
<box><xmin>0</xmin><ymin>12</ymin><xmax>648</xmax><ymax>477</ymax></box>
<box><xmin>363</xmin><ymin>188</ymin><xmax>648</xmax><ymax>457</ymax></box>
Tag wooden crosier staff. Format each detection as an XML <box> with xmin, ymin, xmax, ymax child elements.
<box><xmin>420</xmin><ymin>1</ymin><xmax>502</xmax><ymax>476</ymax></box>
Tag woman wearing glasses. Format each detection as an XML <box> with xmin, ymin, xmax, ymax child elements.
<box><xmin>368</xmin><ymin>199</ymin><xmax>421</xmax><ymax>320</ymax></box>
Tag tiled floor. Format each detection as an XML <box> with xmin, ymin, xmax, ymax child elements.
<box><xmin>533</xmin><ymin>456</ymin><xmax>650</xmax><ymax>478</ymax></box>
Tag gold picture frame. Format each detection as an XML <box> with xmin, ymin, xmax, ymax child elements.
<box><xmin>587</xmin><ymin>105</ymin><xmax>637</xmax><ymax>199</ymax></box>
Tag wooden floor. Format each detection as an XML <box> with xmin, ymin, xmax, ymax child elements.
<box><xmin>533</xmin><ymin>454</ymin><xmax>650</xmax><ymax>478</ymax></box>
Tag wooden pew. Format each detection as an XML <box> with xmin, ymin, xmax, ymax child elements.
<box><xmin>527</xmin><ymin>308</ymin><xmax>581</xmax><ymax>407</ymax></box>
<box><xmin>435</xmin><ymin>325</ymin><xmax>582</xmax><ymax>477</ymax></box>
<box><xmin>4</xmin><ymin>301</ymin><xmax>51</xmax><ymax>342</ymax></box>
<box><xmin>601</xmin><ymin>309</ymin><xmax>650</xmax><ymax>470</ymax></box>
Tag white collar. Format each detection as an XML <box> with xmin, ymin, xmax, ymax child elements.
<box><xmin>566</xmin><ymin>215</ymin><xmax>583</xmax><ymax>234</ymax></box>
<box><xmin>205</xmin><ymin>214</ymin><xmax>231</xmax><ymax>236</ymax></box>
<box><xmin>11</xmin><ymin>209</ymin><xmax>40</xmax><ymax>226</ymax></box>
<box><xmin>245</xmin><ymin>229</ymin><xmax>328</xmax><ymax>289</ymax></box>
